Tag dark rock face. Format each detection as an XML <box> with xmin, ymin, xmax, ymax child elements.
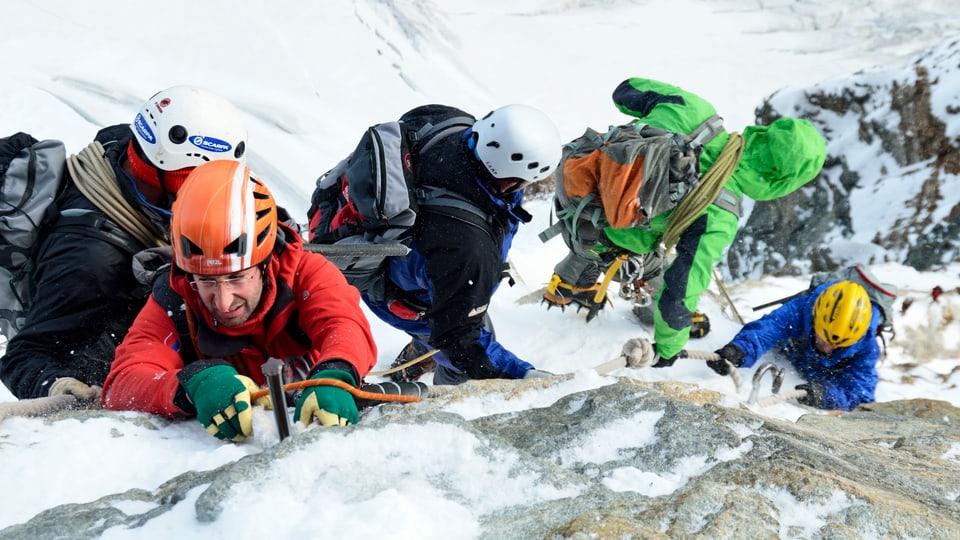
<box><xmin>727</xmin><ymin>37</ymin><xmax>960</xmax><ymax>278</ymax></box>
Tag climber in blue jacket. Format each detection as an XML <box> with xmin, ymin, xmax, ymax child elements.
<box><xmin>708</xmin><ymin>280</ymin><xmax>881</xmax><ymax>411</ymax></box>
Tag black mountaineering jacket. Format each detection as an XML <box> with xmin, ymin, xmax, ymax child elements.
<box><xmin>0</xmin><ymin>125</ymin><xmax>154</xmax><ymax>399</ymax></box>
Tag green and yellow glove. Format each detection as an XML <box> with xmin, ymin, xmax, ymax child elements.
<box><xmin>182</xmin><ymin>363</ymin><xmax>268</xmax><ymax>442</ymax></box>
<box><xmin>294</xmin><ymin>369</ymin><xmax>359</xmax><ymax>427</ymax></box>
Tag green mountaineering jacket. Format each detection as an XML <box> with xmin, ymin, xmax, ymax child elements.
<box><xmin>607</xmin><ymin>77</ymin><xmax>827</xmax><ymax>360</ymax></box>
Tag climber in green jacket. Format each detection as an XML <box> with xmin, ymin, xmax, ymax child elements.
<box><xmin>543</xmin><ymin>77</ymin><xmax>827</xmax><ymax>366</ymax></box>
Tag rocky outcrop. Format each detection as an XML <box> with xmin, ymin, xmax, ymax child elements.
<box><xmin>3</xmin><ymin>378</ymin><xmax>958</xmax><ymax>539</ymax></box>
<box><xmin>727</xmin><ymin>36</ymin><xmax>960</xmax><ymax>278</ymax></box>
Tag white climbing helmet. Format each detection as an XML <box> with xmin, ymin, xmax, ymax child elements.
<box><xmin>130</xmin><ymin>85</ymin><xmax>247</xmax><ymax>171</ymax></box>
<box><xmin>472</xmin><ymin>104</ymin><xmax>561</xmax><ymax>183</ymax></box>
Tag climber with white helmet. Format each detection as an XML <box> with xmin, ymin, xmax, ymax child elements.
<box><xmin>308</xmin><ymin>103</ymin><xmax>562</xmax><ymax>385</ymax></box>
<box><xmin>1</xmin><ymin>86</ymin><xmax>249</xmax><ymax>401</ymax></box>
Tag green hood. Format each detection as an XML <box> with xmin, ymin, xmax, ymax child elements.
<box><xmin>732</xmin><ymin>116</ymin><xmax>826</xmax><ymax>200</ymax></box>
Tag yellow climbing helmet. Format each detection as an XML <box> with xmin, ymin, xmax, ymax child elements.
<box><xmin>813</xmin><ymin>281</ymin><xmax>873</xmax><ymax>348</ymax></box>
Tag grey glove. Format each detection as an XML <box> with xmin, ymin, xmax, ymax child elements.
<box><xmin>49</xmin><ymin>377</ymin><xmax>101</xmax><ymax>404</ymax></box>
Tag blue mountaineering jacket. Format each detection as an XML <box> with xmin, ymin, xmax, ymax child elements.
<box><xmin>729</xmin><ymin>281</ymin><xmax>881</xmax><ymax>411</ymax></box>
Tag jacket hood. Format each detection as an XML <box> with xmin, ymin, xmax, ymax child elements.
<box><xmin>733</xmin><ymin>117</ymin><xmax>827</xmax><ymax>201</ymax></box>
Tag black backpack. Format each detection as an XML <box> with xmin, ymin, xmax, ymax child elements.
<box><xmin>307</xmin><ymin>105</ymin><xmax>488</xmax><ymax>296</ymax></box>
<box><xmin>0</xmin><ymin>133</ymin><xmax>67</xmax><ymax>340</ymax></box>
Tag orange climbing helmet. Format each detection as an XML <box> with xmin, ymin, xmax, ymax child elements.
<box><xmin>170</xmin><ymin>160</ymin><xmax>278</xmax><ymax>275</ymax></box>
<box><xmin>812</xmin><ymin>281</ymin><xmax>873</xmax><ymax>348</ymax></box>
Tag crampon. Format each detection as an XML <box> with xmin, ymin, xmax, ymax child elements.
<box><xmin>388</xmin><ymin>341</ymin><xmax>437</xmax><ymax>383</ymax></box>
<box><xmin>542</xmin><ymin>273</ymin><xmax>610</xmax><ymax>322</ymax></box>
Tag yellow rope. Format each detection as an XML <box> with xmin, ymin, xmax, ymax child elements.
<box><xmin>66</xmin><ymin>142</ymin><xmax>166</xmax><ymax>249</ymax></box>
<box><xmin>662</xmin><ymin>132</ymin><xmax>744</xmax><ymax>252</ymax></box>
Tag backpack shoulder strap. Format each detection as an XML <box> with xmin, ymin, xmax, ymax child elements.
<box><xmin>687</xmin><ymin>114</ymin><xmax>725</xmax><ymax>149</ymax></box>
<box><xmin>407</xmin><ymin>116</ymin><xmax>475</xmax><ymax>155</ymax></box>
<box><xmin>413</xmin><ymin>185</ymin><xmax>494</xmax><ymax>228</ymax></box>
<box><xmin>56</xmin><ymin>208</ymin><xmax>145</xmax><ymax>256</ymax></box>
<box><xmin>151</xmin><ymin>269</ymin><xmax>199</xmax><ymax>365</ymax></box>
<box><xmin>262</xmin><ymin>273</ymin><xmax>313</xmax><ymax>351</ymax></box>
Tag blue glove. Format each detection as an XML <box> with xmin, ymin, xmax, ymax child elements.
<box><xmin>182</xmin><ymin>363</ymin><xmax>264</xmax><ymax>442</ymax></box>
<box><xmin>294</xmin><ymin>369</ymin><xmax>359</xmax><ymax>427</ymax></box>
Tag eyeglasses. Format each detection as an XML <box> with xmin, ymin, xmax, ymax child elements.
<box><xmin>189</xmin><ymin>269</ymin><xmax>260</xmax><ymax>292</ymax></box>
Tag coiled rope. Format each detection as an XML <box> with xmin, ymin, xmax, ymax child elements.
<box><xmin>66</xmin><ymin>142</ymin><xmax>166</xmax><ymax>249</ymax></box>
<box><xmin>753</xmin><ymin>389</ymin><xmax>808</xmax><ymax>408</ymax></box>
<box><xmin>662</xmin><ymin>132</ymin><xmax>744</xmax><ymax>252</ymax></box>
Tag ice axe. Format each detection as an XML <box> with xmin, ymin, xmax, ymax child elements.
<box><xmin>303</xmin><ymin>243</ymin><xmax>411</xmax><ymax>257</ymax></box>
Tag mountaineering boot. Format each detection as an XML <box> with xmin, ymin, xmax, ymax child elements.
<box><xmin>542</xmin><ymin>273</ymin><xmax>608</xmax><ymax>319</ymax></box>
<box><xmin>689</xmin><ymin>310</ymin><xmax>711</xmax><ymax>338</ymax></box>
<box><xmin>633</xmin><ymin>306</ymin><xmax>711</xmax><ymax>338</ymax></box>
<box><xmin>388</xmin><ymin>340</ymin><xmax>436</xmax><ymax>383</ymax></box>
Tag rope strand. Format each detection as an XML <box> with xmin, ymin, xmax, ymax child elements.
<box><xmin>67</xmin><ymin>142</ymin><xmax>166</xmax><ymax>248</ymax></box>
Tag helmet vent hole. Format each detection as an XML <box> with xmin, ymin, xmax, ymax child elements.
<box><xmin>182</xmin><ymin>236</ymin><xmax>202</xmax><ymax>258</ymax></box>
<box><xmin>169</xmin><ymin>125</ymin><xmax>188</xmax><ymax>144</ymax></box>
<box><xmin>235</xmin><ymin>141</ymin><xmax>246</xmax><ymax>159</ymax></box>
<box><xmin>224</xmin><ymin>234</ymin><xmax>247</xmax><ymax>256</ymax></box>
<box><xmin>257</xmin><ymin>223</ymin><xmax>272</xmax><ymax>246</ymax></box>
<box><xmin>526</xmin><ymin>161</ymin><xmax>539</xmax><ymax>170</ymax></box>
<box><xmin>486</xmin><ymin>141</ymin><xmax>500</xmax><ymax>149</ymax></box>
<box><xmin>511</xmin><ymin>153</ymin><xmax>524</xmax><ymax>162</ymax></box>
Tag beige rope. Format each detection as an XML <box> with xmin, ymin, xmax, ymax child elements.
<box><xmin>368</xmin><ymin>348</ymin><xmax>440</xmax><ymax>377</ymax></box>
<box><xmin>712</xmin><ymin>267</ymin><xmax>745</xmax><ymax>324</ymax></box>
<box><xmin>662</xmin><ymin>132</ymin><xmax>744</xmax><ymax>252</ymax></box>
<box><xmin>684</xmin><ymin>348</ymin><xmax>745</xmax><ymax>392</ymax></box>
<box><xmin>753</xmin><ymin>389</ymin><xmax>807</xmax><ymax>408</ymax></box>
<box><xmin>66</xmin><ymin>142</ymin><xmax>166</xmax><ymax>248</ymax></box>
<box><xmin>0</xmin><ymin>395</ymin><xmax>78</xmax><ymax>424</ymax></box>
